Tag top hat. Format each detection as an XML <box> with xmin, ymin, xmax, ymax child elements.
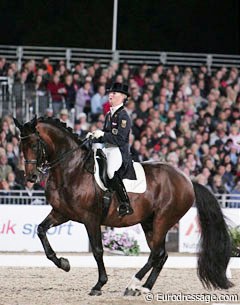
<box><xmin>107</xmin><ymin>82</ymin><xmax>129</xmax><ymax>97</ymax></box>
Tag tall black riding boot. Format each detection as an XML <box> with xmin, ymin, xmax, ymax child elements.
<box><xmin>110</xmin><ymin>174</ymin><xmax>134</xmax><ymax>217</ymax></box>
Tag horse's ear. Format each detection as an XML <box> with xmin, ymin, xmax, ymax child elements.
<box><xmin>13</xmin><ymin>117</ymin><xmax>23</xmax><ymax>132</ymax></box>
<box><xmin>31</xmin><ymin>115</ymin><xmax>37</xmax><ymax>128</ymax></box>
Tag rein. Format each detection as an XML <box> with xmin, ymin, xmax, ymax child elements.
<box><xmin>46</xmin><ymin>139</ymin><xmax>91</xmax><ymax>170</ymax></box>
<box><xmin>21</xmin><ymin>133</ymin><xmax>92</xmax><ymax>174</ymax></box>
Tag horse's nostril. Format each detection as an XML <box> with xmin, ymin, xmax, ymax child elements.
<box><xmin>27</xmin><ymin>174</ymin><xmax>37</xmax><ymax>183</ymax></box>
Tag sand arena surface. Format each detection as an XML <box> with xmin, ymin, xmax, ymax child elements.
<box><xmin>0</xmin><ymin>267</ymin><xmax>239</xmax><ymax>305</ymax></box>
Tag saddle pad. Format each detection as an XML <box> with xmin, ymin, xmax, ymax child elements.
<box><xmin>94</xmin><ymin>156</ymin><xmax>147</xmax><ymax>193</ymax></box>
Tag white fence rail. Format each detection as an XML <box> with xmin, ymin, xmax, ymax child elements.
<box><xmin>0</xmin><ymin>190</ymin><xmax>240</xmax><ymax>208</ymax></box>
<box><xmin>1</xmin><ymin>45</ymin><xmax>240</xmax><ymax>71</ymax></box>
<box><xmin>0</xmin><ymin>190</ymin><xmax>47</xmax><ymax>205</ymax></box>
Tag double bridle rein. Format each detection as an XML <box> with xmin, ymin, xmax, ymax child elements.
<box><xmin>20</xmin><ymin>132</ymin><xmax>92</xmax><ymax>174</ymax></box>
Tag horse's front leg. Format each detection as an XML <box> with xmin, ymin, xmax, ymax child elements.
<box><xmin>85</xmin><ymin>220</ymin><xmax>108</xmax><ymax>296</ymax></box>
<box><xmin>37</xmin><ymin>209</ymin><xmax>70</xmax><ymax>271</ymax></box>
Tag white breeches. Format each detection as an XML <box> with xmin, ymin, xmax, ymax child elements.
<box><xmin>103</xmin><ymin>147</ymin><xmax>122</xmax><ymax>179</ymax></box>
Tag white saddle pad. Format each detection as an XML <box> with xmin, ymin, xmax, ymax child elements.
<box><xmin>94</xmin><ymin>155</ymin><xmax>147</xmax><ymax>193</ymax></box>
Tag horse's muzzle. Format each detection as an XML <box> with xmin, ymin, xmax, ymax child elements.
<box><xmin>26</xmin><ymin>173</ymin><xmax>38</xmax><ymax>183</ymax></box>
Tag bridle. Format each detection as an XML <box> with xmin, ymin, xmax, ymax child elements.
<box><xmin>20</xmin><ymin>132</ymin><xmax>92</xmax><ymax>175</ymax></box>
<box><xmin>20</xmin><ymin>133</ymin><xmax>49</xmax><ymax>173</ymax></box>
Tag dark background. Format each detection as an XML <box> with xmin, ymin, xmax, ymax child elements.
<box><xmin>0</xmin><ymin>0</ymin><xmax>239</xmax><ymax>54</ymax></box>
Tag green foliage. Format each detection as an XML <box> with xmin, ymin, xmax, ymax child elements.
<box><xmin>229</xmin><ymin>227</ymin><xmax>240</xmax><ymax>257</ymax></box>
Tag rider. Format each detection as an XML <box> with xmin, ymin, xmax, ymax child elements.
<box><xmin>91</xmin><ymin>82</ymin><xmax>134</xmax><ymax>217</ymax></box>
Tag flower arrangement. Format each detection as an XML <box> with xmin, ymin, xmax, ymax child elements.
<box><xmin>102</xmin><ymin>229</ymin><xmax>140</xmax><ymax>256</ymax></box>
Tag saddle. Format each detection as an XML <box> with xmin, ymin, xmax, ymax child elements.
<box><xmin>94</xmin><ymin>149</ymin><xmax>147</xmax><ymax>194</ymax></box>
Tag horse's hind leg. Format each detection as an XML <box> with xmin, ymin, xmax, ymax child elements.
<box><xmin>37</xmin><ymin>209</ymin><xmax>70</xmax><ymax>272</ymax></box>
<box><xmin>125</xmin><ymin>221</ymin><xmax>155</xmax><ymax>296</ymax></box>
<box><xmin>124</xmin><ymin>252</ymin><xmax>154</xmax><ymax>296</ymax></box>
<box><xmin>125</xmin><ymin>216</ymin><xmax>169</xmax><ymax>295</ymax></box>
<box><xmin>141</xmin><ymin>218</ymin><xmax>169</xmax><ymax>293</ymax></box>
<box><xmin>141</xmin><ymin>239</ymin><xmax>168</xmax><ymax>292</ymax></box>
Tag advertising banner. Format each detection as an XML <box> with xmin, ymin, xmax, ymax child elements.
<box><xmin>179</xmin><ymin>208</ymin><xmax>240</xmax><ymax>253</ymax></box>
<box><xmin>0</xmin><ymin>205</ymin><xmax>89</xmax><ymax>252</ymax></box>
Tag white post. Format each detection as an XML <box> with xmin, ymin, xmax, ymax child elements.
<box><xmin>112</xmin><ymin>0</ymin><xmax>118</xmax><ymax>52</ymax></box>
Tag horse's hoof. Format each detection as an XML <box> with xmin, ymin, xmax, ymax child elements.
<box><xmin>124</xmin><ymin>288</ymin><xmax>141</xmax><ymax>296</ymax></box>
<box><xmin>59</xmin><ymin>257</ymin><xmax>70</xmax><ymax>272</ymax></box>
<box><xmin>141</xmin><ymin>287</ymin><xmax>151</xmax><ymax>294</ymax></box>
<box><xmin>89</xmin><ymin>289</ymin><xmax>102</xmax><ymax>296</ymax></box>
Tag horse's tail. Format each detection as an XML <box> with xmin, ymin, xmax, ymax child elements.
<box><xmin>192</xmin><ymin>181</ymin><xmax>233</xmax><ymax>289</ymax></box>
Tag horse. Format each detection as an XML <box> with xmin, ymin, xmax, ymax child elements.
<box><xmin>13</xmin><ymin>116</ymin><xmax>233</xmax><ymax>296</ymax></box>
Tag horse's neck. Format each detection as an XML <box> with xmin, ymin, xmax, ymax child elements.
<box><xmin>39</xmin><ymin>126</ymin><xmax>80</xmax><ymax>162</ymax></box>
<box><xmin>37</xmin><ymin>123</ymin><xmax>91</xmax><ymax>185</ymax></box>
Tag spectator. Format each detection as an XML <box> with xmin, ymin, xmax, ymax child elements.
<box><xmin>59</xmin><ymin>109</ymin><xmax>73</xmax><ymax>128</ymax></box>
<box><xmin>211</xmin><ymin>174</ymin><xmax>228</xmax><ymax>194</ymax></box>
<box><xmin>134</xmin><ymin>100</ymin><xmax>149</xmax><ymax>122</ymax></box>
<box><xmin>195</xmin><ymin>173</ymin><xmax>212</xmax><ymax>191</ymax></box>
<box><xmin>90</xmin><ymin>84</ymin><xmax>108</xmax><ymax>121</ymax></box>
<box><xmin>0</xmin><ymin>57</ymin><xmax>7</xmax><ymax>76</ymax></box>
<box><xmin>7</xmin><ymin>172</ymin><xmax>23</xmax><ymax>191</ymax></box>
<box><xmin>45</xmin><ymin>107</ymin><xmax>54</xmax><ymax>118</ymax></box>
<box><xmin>47</xmin><ymin>73</ymin><xmax>65</xmax><ymax>115</ymax></box>
<box><xmin>11</xmin><ymin>136</ymin><xmax>20</xmax><ymax>158</ymax></box>
<box><xmin>5</xmin><ymin>142</ymin><xmax>18</xmax><ymax>171</ymax></box>
<box><xmin>77</xmin><ymin>112</ymin><xmax>90</xmax><ymax>131</ymax></box>
<box><xmin>0</xmin><ymin>179</ymin><xmax>11</xmax><ymax>204</ymax></box>
<box><xmin>73</xmin><ymin>119</ymin><xmax>87</xmax><ymax>138</ymax></box>
<box><xmin>133</xmin><ymin>68</ymin><xmax>146</xmax><ymax>88</ymax></box>
<box><xmin>25</xmin><ymin>59</ymin><xmax>36</xmax><ymax>83</ymax></box>
<box><xmin>229</xmin><ymin>124</ymin><xmax>240</xmax><ymax>151</ymax></box>
<box><xmin>75</xmin><ymin>81</ymin><xmax>92</xmax><ymax>117</ymax></box>
<box><xmin>21</xmin><ymin>181</ymin><xmax>44</xmax><ymax>205</ymax></box>
<box><xmin>42</xmin><ymin>57</ymin><xmax>53</xmax><ymax>75</ymax></box>
<box><xmin>14</xmin><ymin>152</ymin><xmax>25</xmax><ymax>186</ymax></box>
<box><xmin>64</xmin><ymin>74</ymin><xmax>76</xmax><ymax>110</ymax></box>
<box><xmin>0</xmin><ymin>154</ymin><xmax>12</xmax><ymax>181</ymax></box>
<box><xmin>167</xmin><ymin>152</ymin><xmax>179</xmax><ymax>167</ymax></box>
<box><xmin>1</xmin><ymin>119</ymin><xmax>14</xmax><ymax>142</ymax></box>
<box><xmin>34</xmin><ymin>74</ymin><xmax>46</xmax><ymax>94</ymax></box>
<box><xmin>229</xmin><ymin>180</ymin><xmax>240</xmax><ymax>208</ymax></box>
<box><xmin>222</xmin><ymin>163</ymin><xmax>235</xmax><ymax>192</ymax></box>
<box><xmin>0</xmin><ymin>130</ymin><xmax>7</xmax><ymax>149</ymax></box>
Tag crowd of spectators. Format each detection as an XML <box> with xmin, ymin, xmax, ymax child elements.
<box><xmin>0</xmin><ymin>55</ymin><xmax>240</xmax><ymax>206</ymax></box>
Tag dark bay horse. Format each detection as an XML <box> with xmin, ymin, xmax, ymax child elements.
<box><xmin>14</xmin><ymin>116</ymin><xmax>233</xmax><ymax>295</ymax></box>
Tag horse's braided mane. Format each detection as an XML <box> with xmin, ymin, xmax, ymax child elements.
<box><xmin>37</xmin><ymin>116</ymin><xmax>83</xmax><ymax>145</ymax></box>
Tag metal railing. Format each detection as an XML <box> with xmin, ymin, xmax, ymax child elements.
<box><xmin>0</xmin><ymin>80</ymin><xmax>54</xmax><ymax>120</ymax></box>
<box><xmin>215</xmin><ymin>193</ymin><xmax>240</xmax><ymax>208</ymax></box>
<box><xmin>0</xmin><ymin>190</ymin><xmax>47</xmax><ymax>205</ymax></box>
<box><xmin>1</xmin><ymin>45</ymin><xmax>240</xmax><ymax>72</ymax></box>
<box><xmin>0</xmin><ymin>190</ymin><xmax>240</xmax><ymax>207</ymax></box>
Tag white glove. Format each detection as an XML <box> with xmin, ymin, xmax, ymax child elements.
<box><xmin>86</xmin><ymin>132</ymin><xmax>93</xmax><ymax>139</ymax></box>
<box><xmin>93</xmin><ymin>129</ymin><xmax>104</xmax><ymax>139</ymax></box>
